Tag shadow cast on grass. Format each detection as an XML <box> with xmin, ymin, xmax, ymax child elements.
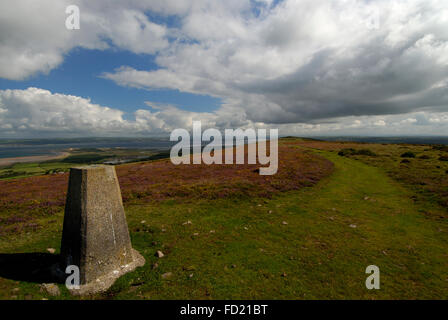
<box><xmin>0</xmin><ymin>253</ymin><xmax>63</xmax><ymax>284</ymax></box>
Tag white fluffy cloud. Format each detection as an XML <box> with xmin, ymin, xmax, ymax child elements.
<box><xmin>1</xmin><ymin>0</ymin><xmax>448</xmax><ymax>136</ymax></box>
<box><xmin>0</xmin><ymin>88</ymin><xmax>127</xmax><ymax>135</ymax></box>
<box><xmin>0</xmin><ymin>87</ymin><xmax>225</xmax><ymax>137</ymax></box>
<box><xmin>0</xmin><ymin>0</ymin><xmax>171</xmax><ymax>80</ymax></box>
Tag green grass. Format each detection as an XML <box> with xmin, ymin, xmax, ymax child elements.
<box><xmin>0</xmin><ymin>162</ymin><xmax>74</xmax><ymax>180</ymax></box>
<box><xmin>1</xmin><ymin>149</ymin><xmax>447</xmax><ymax>299</ymax></box>
<box><xmin>294</xmin><ymin>139</ymin><xmax>448</xmax><ymax>210</ymax></box>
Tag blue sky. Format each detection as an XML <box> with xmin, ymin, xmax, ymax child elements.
<box><xmin>0</xmin><ymin>45</ymin><xmax>222</xmax><ymax>118</ymax></box>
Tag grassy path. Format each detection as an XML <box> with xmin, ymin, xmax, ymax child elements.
<box><xmin>103</xmin><ymin>150</ymin><xmax>448</xmax><ymax>299</ymax></box>
<box><xmin>1</xmin><ymin>150</ymin><xmax>447</xmax><ymax>299</ymax></box>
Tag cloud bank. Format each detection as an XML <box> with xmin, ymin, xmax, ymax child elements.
<box><xmin>2</xmin><ymin>87</ymin><xmax>448</xmax><ymax>138</ymax></box>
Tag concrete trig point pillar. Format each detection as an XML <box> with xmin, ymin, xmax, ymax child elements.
<box><xmin>56</xmin><ymin>165</ymin><xmax>145</xmax><ymax>295</ymax></box>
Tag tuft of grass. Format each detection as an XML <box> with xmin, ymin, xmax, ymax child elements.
<box><xmin>338</xmin><ymin>148</ymin><xmax>376</xmax><ymax>157</ymax></box>
<box><xmin>401</xmin><ymin>152</ymin><xmax>416</xmax><ymax>158</ymax></box>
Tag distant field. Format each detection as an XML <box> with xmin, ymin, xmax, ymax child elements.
<box><xmin>0</xmin><ymin>138</ymin><xmax>447</xmax><ymax>299</ymax></box>
<box><xmin>0</xmin><ymin>148</ymin><xmax>170</xmax><ymax>180</ymax></box>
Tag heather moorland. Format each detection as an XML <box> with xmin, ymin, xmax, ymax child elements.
<box><xmin>0</xmin><ymin>138</ymin><xmax>447</xmax><ymax>299</ymax></box>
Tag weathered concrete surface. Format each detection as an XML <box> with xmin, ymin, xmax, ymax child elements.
<box><xmin>55</xmin><ymin>165</ymin><xmax>144</xmax><ymax>295</ymax></box>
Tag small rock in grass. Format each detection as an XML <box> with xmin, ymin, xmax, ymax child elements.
<box><xmin>282</xmin><ymin>221</ymin><xmax>288</xmax><ymax>225</ymax></box>
<box><xmin>162</xmin><ymin>272</ymin><xmax>173</xmax><ymax>279</ymax></box>
<box><xmin>193</xmin><ymin>232</ymin><xmax>199</xmax><ymax>236</ymax></box>
<box><xmin>182</xmin><ymin>220</ymin><xmax>192</xmax><ymax>225</ymax></box>
<box><xmin>152</xmin><ymin>263</ymin><xmax>159</xmax><ymax>270</ymax></box>
<box><xmin>364</xmin><ymin>196</ymin><xmax>370</xmax><ymax>200</ymax></box>
<box><xmin>141</xmin><ymin>220</ymin><xmax>146</xmax><ymax>224</ymax></box>
<box><xmin>209</xmin><ymin>230</ymin><xmax>215</xmax><ymax>233</ymax></box>
<box><xmin>349</xmin><ymin>224</ymin><xmax>357</xmax><ymax>228</ymax></box>
<box><xmin>189</xmin><ymin>273</ymin><xmax>194</xmax><ymax>278</ymax></box>
<box><xmin>47</xmin><ymin>248</ymin><xmax>56</xmax><ymax>254</ymax></box>
<box><xmin>281</xmin><ymin>272</ymin><xmax>287</xmax><ymax>277</ymax></box>
<box><xmin>244</xmin><ymin>227</ymin><xmax>248</xmax><ymax>230</ymax></box>
<box><xmin>40</xmin><ymin>283</ymin><xmax>60</xmax><ymax>296</ymax></box>
<box><xmin>155</xmin><ymin>250</ymin><xmax>164</xmax><ymax>258</ymax></box>
<box><xmin>161</xmin><ymin>228</ymin><xmax>166</xmax><ymax>232</ymax></box>
<box><xmin>231</xmin><ymin>264</ymin><xmax>237</xmax><ymax>269</ymax></box>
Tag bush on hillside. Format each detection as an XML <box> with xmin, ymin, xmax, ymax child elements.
<box><xmin>401</xmin><ymin>152</ymin><xmax>416</xmax><ymax>158</ymax></box>
<box><xmin>432</xmin><ymin>145</ymin><xmax>448</xmax><ymax>152</ymax></box>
